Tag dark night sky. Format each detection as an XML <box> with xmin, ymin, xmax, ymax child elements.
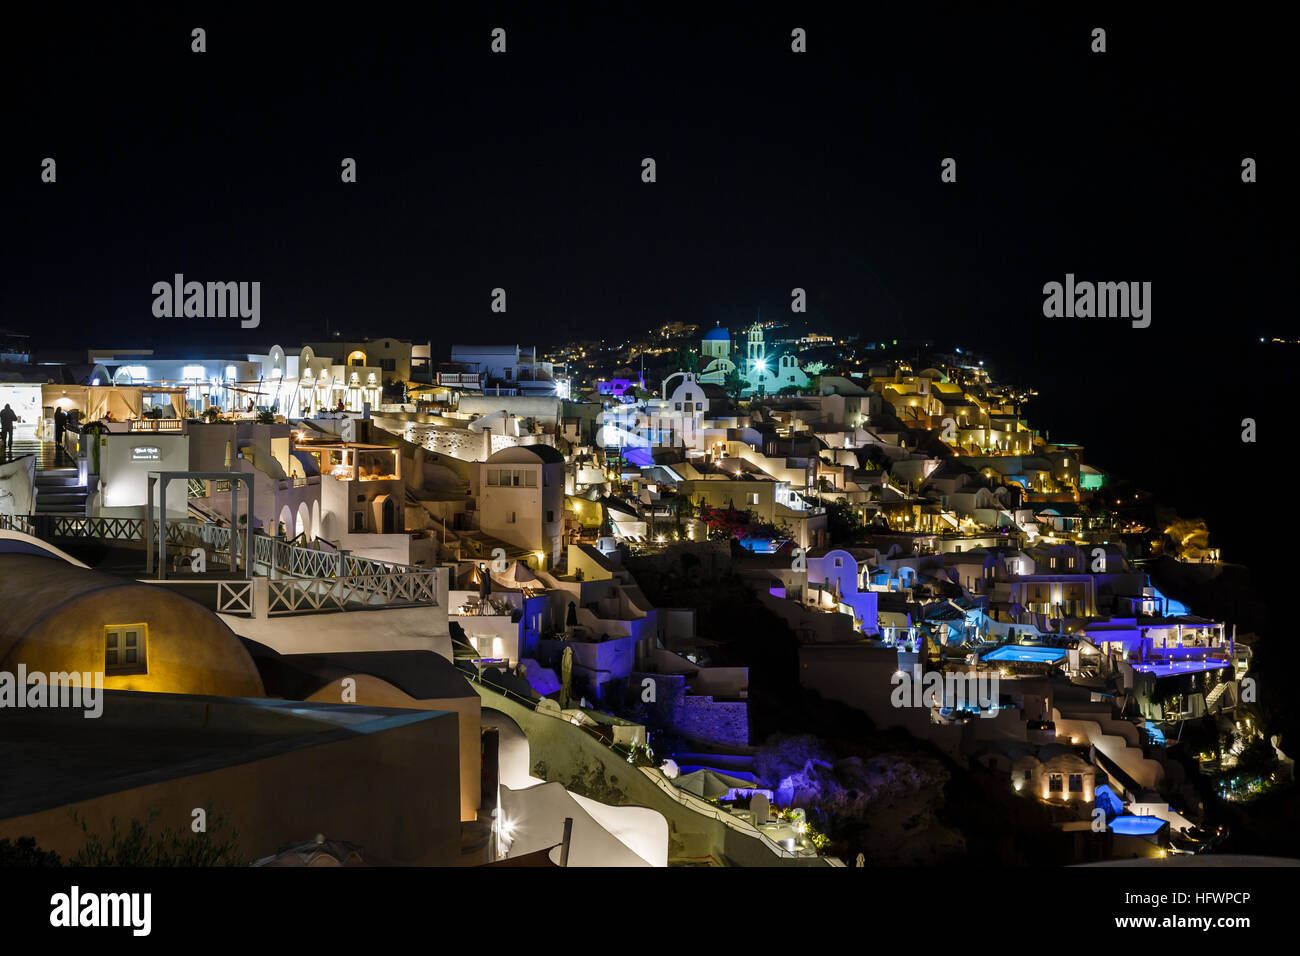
<box><xmin>5</xmin><ymin>4</ymin><xmax>1287</xmax><ymax>351</ymax></box>
<box><xmin>2</xmin><ymin>3</ymin><xmax>1292</xmax><ymax>520</ymax></box>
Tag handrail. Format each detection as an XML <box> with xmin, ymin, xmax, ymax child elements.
<box><xmin>464</xmin><ymin>668</ymin><xmax>813</xmax><ymax>861</ymax></box>
<box><xmin>635</xmin><ymin>767</ymin><xmax>809</xmax><ymax>859</ymax></box>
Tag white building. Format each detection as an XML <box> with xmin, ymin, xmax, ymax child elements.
<box><xmin>478</xmin><ymin>444</ymin><xmax>567</xmax><ymax>568</ymax></box>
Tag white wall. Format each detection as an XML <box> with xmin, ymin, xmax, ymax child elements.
<box><xmin>96</xmin><ymin>434</ymin><xmax>191</xmax><ymax>518</ymax></box>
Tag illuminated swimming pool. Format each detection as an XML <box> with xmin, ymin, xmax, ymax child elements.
<box><xmin>1109</xmin><ymin>815</ymin><xmax>1167</xmax><ymax>836</ymax></box>
<box><xmin>982</xmin><ymin>645</ymin><xmax>1067</xmax><ymax>664</ymax></box>
<box><xmin>1130</xmin><ymin>660</ymin><xmax>1229</xmax><ymax>677</ymax></box>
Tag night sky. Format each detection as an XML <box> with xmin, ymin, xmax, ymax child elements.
<box><xmin>2</xmin><ymin>4</ymin><xmax>1290</xmax><ymax>514</ymax></box>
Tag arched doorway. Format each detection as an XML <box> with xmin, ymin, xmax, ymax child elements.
<box><xmin>278</xmin><ymin>505</ymin><xmax>293</xmax><ymax>539</ymax></box>
<box><xmin>296</xmin><ymin>502</ymin><xmax>311</xmax><ymax>540</ymax></box>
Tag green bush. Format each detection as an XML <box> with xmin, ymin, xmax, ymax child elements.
<box><xmin>69</xmin><ymin>805</ymin><xmax>244</xmax><ymax>867</ymax></box>
<box><xmin>0</xmin><ymin>836</ymin><xmax>62</xmax><ymax>867</ymax></box>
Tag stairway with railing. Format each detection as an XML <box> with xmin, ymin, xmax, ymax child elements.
<box><xmin>464</xmin><ymin>666</ymin><xmax>833</xmax><ymax>865</ymax></box>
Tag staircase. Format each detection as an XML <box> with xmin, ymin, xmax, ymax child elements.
<box><xmin>1205</xmin><ymin>680</ymin><xmax>1233</xmax><ymax>713</ymax></box>
<box><xmin>35</xmin><ymin>466</ymin><xmax>88</xmax><ymax>514</ymax></box>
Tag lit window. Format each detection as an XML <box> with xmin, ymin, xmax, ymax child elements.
<box><xmin>1049</xmin><ymin>773</ymin><xmax>1063</xmax><ymax>793</ymax></box>
<box><xmin>105</xmin><ymin>624</ymin><xmax>148</xmax><ymax>675</ymax></box>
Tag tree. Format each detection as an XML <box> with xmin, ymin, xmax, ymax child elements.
<box><xmin>669</xmin><ymin>491</ymin><xmax>694</xmax><ymax>532</ymax></box>
<box><xmin>825</xmin><ymin>499</ymin><xmax>865</xmax><ymax>544</ymax></box>
<box><xmin>722</xmin><ymin>368</ymin><xmax>748</xmax><ymax>402</ymax></box>
<box><xmin>1234</xmin><ymin>736</ymin><xmax>1278</xmax><ymax>778</ymax></box>
<box><xmin>672</xmin><ymin>350</ymin><xmax>701</xmax><ymax>374</ymax></box>
<box><xmin>698</xmin><ymin>503</ymin><xmax>751</xmax><ymax>540</ymax></box>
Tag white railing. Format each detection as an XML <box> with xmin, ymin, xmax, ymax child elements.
<box><xmin>129</xmin><ymin>418</ymin><xmax>185</xmax><ymax>433</ymax></box>
<box><xmin>216</xmin><ymin>580</ymin><xmax>254</xmax><ymax>614</ymax></box>
<box><xmin>636</xmin><ymin>767</ymin><xmax>809</xmax><ymax>860</ymax></box>
<box><xmin>267</xmin><ymin>572</ymin><xmax>437</xmax><ymax>614</ymax></box>
<box><xmin>0</xmin><ymin>514</ymin><xmax>35</xmax><ymax>535</ymax></box>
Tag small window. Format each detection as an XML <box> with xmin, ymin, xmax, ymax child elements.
<box><xmin>105</xmin><ymin>624</ymin><xmax>148</xmax><ymax>675</ymax></box>
<box><xmin>747</xmin><ymin>492</ymin><xmax>759</xmax><ymax>505</ymax></box>
<box><xmin>675</xmin><ymin>402</ymin><xmax>682</xmax><ymax>411</ymax></box>
<box><xmin>546</xmin><ymin>510</ymin><xmax>555</xmax><ymax>523</ymax></box>
<box><xmin>524</xmin><ymin>471</ymin><xmax>537</xmax><ymax>488</ymax></box>
<box><xmin>685</xmin><ymin>392</ymin><xmax>693</xmax><ymax>402</ymax></box>
<box><xmin>543</xmin><ymin>471</ymin><xmax>550</xmax><ymax>487</ymax></box>
<box><xmin>353</xmin><ymin>512</ymin><xmax>364</xmax><ymax>531</ymax></box>
<box><xmin>833</xmin><ymin>558</ymin><xmax>842</xmax><ymax>568</ymax></box>
<box><xmin>1049</xmin><ymin>773</ymin><xmax>1063</xmax><ymax>793</ymax></box>
<box><xmin>1068</xmin><ymin>774</ymin><xmax>1083</xmax><ymax>793</ymax></box>
<box><xmin>695</xmin><ymin>402</ymin><xmax>702</xmax><ymax>411</ymax></box>
<box><xmin>508</xmin><ymin>511</ymin><xmax>517</xmax><ymax>523</ymax></box>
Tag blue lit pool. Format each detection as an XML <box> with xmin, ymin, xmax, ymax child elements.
<box><xmin>982</xmin><ymin>645</ymin><xmax>1067</xmax><ymax>664</ymax></box>
<box><xmin>1109</xmin><ymin>815</ymin><xmax>1167</xmax><ymax>836</ymax></box>
<box><xmin>1130</xmin><ymin>660</ymin><xmax>1229</xmax><ymax>677</ymax></box>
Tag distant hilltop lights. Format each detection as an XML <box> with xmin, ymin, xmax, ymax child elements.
<box><xmin>1042</xmin><ymin>274</ymin><xmax>1151</xmax><ymax>329</ymax></box>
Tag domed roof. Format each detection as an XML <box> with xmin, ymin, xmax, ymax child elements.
<box><xmin>487</xmin><ymin>443</ymin><xmax>565</xmax><ymax>464</ymax></box>
<box><xmin>703</xmin><ymin>326</ymin><xmax>730</xmax><ymax>342</ymax></box>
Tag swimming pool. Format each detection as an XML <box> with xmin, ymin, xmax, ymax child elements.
<box><xmin>982</xmin><ymin>645</ymin><xmax>1067</xmax><ymax>664</ymax></box>
<box><xmin>1109</xmin><ymin>815</ymin><xmax>1167</xmax><ymax>836</ymax></box>
<box><xmin>1130</xmin><ymin>660</ymin><xmax>1229</xmax><ymax>677</ymax></box>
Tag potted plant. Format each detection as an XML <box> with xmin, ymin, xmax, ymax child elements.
<box><xmin>81</xmin><ymin>421</ymin><xmax>108</xmax><ymax>475</ymax></box>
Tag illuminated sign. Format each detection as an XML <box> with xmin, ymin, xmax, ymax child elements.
<box><xmin>131</xmin><ymin>446</ymin><xmax>161</xmax><ymax>461</ymax></box>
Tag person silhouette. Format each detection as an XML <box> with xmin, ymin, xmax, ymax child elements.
<box><xmin>0</xmin><ymin>403</ymin><xmax>17</xmax><ymax>457</ymax></box>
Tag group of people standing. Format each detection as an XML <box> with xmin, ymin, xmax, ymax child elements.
<box><xmin>0</xmin><ymin>403</ymin><xmax>69</xmax><ymax>460</ymax></box>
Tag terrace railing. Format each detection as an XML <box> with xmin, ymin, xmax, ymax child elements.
<box><xmin>129</xmin><ymin>418</ymin><xmax>185</xmax><ymax>433</ymax></box>
<box><xmin>266</xmin><ymin>571</ymin><xmax>437</xmax><ymax>614</ymax></box>
<box><xmin>1</xmin><ymin>513</ymin><xmax>194</xmax><ymax>544</ymax></box>
<box><xmin>216</xmin><ymin>580</ymin><xmax>254</xmax><ymax>614</ymax></box>
<box><xmin>3</xmin><ymin>513</ymin><xmax>438</xmax><ymax>611</ymax></box>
